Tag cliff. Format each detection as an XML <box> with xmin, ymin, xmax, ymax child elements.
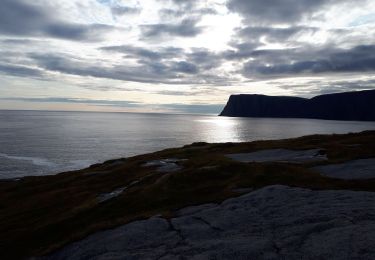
<box><xmin>219</xmin><ymin>89</ymin><xmax>375</xmax><ymax>121</ymax></box>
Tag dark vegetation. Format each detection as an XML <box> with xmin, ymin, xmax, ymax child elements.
<box><xmin>220</xmin><ymin>89</ymin><xmax>375</xmax><ymax>121</ymax></box>
<box><xmin>0</xmin><ymin>131</ymin><xmax>375</xmax><ymax>259</ymax></box>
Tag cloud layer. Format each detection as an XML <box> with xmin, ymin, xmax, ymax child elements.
<box><xmin>1</xmin><ymin>0</ymin><xmax>375</xmax><ymax>112</ymax></box>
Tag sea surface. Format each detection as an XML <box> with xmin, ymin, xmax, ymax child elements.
<box><xmin>1</xmin><ymin>110</ymin><xmax>375</xmax><ymax>179</ymax></box>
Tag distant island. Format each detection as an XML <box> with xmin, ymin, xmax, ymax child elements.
<box><xmin>220</xmin><ymin>89</ymin><xmax>375</xmax><ymax>121</ymax></box>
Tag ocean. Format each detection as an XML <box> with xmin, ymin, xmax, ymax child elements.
<box><xmin>1</xmin><ymin>110</ymin><xmax>375</xmax><ymax>179</ymax></box>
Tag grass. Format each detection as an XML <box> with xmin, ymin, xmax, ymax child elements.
<box><xmin>0</xmin><ymin>130</ymin><xmax>374</xmax><ymax>259</ymax></box>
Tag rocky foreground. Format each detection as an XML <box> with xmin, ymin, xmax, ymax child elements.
<box><xmin>1</xmin><ymin>131</ymin><xmax>375</xmax><ymax>259</ymax></box>
<box><xmin>46</xmin><ymin>185</ymin><xmax>375</xmax><ymax>259</ymax></box>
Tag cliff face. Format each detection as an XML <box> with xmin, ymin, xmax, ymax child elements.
<box><xmin>219</xmin><ymin>89</ymin><xmax>375</xmax><ymax>121</ymax></box>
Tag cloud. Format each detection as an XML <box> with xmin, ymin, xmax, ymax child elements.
<box><xmin>187</xmin><ymin>48</ymin><xmax>222</xmax><ymax>70</ymax></box>
<box><xmin>236</xmin><ymin>26</ymin><xmax>318</xmax><ymax>45</ymax></box>
<box><xmin>241</xmin><ymin>45</ymin><xmax>375</xmax><ymax>78</ymax></box>
<box><xmin>141</xmin><ymin>18</ymin><xmax>203</xmax><ymax>39</ymax></box>
<box><xmin>111</xmin><ymin>6</ymin><xmax>141</xmax><ymax>16</ymax></box>
<box><xmin>0</xmin><ymin>97</ymin><xmax>224</xmax><ymax>114</ymax></box>
<box><xmin>227</xmin><ymin>0</ymin><xmax>332</xmax><ymax>24</ymax></box>
<box><xmin>271</xmin><ymin>78</ymin><xmax>375</xmax><ymax>97</ymax></box>
<box><xmin>0</xmin><ymin>63</ymin><xmax>44</xmax><ymax>78</ymax></box>
<box><xmin>0</xmin><ymin>0</ymin><xmax>118</xmax><ymax>41</ymax></box>
<box><xmin>159</xmin><ymin>7</ymin><xmax>217</xmax><ymax>18</ymax></box>
<box><xmin>0</xmin><ymin>97</ymin><xmax>141</xmax><ymax>107</ymax></box>
<box><xmin>44</xmin><ymin>23</ymin><xmax>117</xmax><ymax>41</ymax></box>
<box><xmin>100</xmin><ymin>45</ymin><xmax>184</xmax><ymax>60</ymax></box>
<box><xmin>166</xmin><ymin>0</ymin><xmax>196</xmax><ymax>10</ymax></box>
<box><xmin>101</xmin><ymin>45</ymin><xmax>221</xmax><ymax>72</ymax></box>
<box><xmin>99</xmin><ymin>45</ymin><xmax>225</xmax><ymax>83</ymax></box>
<box><xmin>1</xmin><ymin>0</ymin><xmax>374</xmax><ymax>106</ymax></box>
<box><xmin>0</xmin><ymin>39</ymin><xmax>43</xmax><ymax>45</ymax></box>
<box><xmin>29</xmin><ymin>52</ymin><xmax>224</xmax><ymax>85</ymax></box>
<box><xmin>171</xmin><ymin>61</ymin><xmax>198</xmax><ymax>74</ymax></box>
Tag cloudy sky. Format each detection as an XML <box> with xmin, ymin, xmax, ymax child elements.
<box><xmin>1</xmin><ymin>0</ymin><xmax>375</xmax><ymax>113</ymax></box>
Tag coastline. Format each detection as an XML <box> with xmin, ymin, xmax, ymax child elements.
<box><xmin>1</xmin><ymin>130</ymin><xmax>375</xmax><ymax>259</ymax></box>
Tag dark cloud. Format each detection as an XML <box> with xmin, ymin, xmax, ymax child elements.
<box><xmin>141</xmin><ymin>18</ymin><xmax>203</xmax><ymax>39</ymax></box>
<box><xmin>272</xmin><ymin>78</ymin><xmax>375</xmax><ymax>97</ymax></box>
<box><xmin>0</xmin><ymin>38</ymin><xmax>43</xmax><ymax>45</ymax></box>
<box><xmin>100</xmin><ymin>45</ymin><xmax>184</xmax><ymax>60</ymax></box>
<box><xmin>241</xmin><ymin>45</ymin><xmax>375</xmax><ymax>78</ymax></box>
<box><xmin>44</xmin><ymin>23</ymin><xmax>116</xmax><ymax>41</ymax></box>
<box><xmin>223</xmin><ymin>43</ymin><xmax>261</xmax><ymax>60</ymax></box>
<box><xmin>159</xmin><ymin>7</ymin><xmax>217</xmax><ymax>18</ymax></box>
<box><xmin>100</xmin><ymin>45</ymin><xmax>226</xmax><ymax>82</ymax></box>
<box><xmin>0</xmin><ymin>63</ymin><xmax>44</xmax><ymax>78</ymax></box>
<box><xmin>29</xmin><ymin>53</ymin><xmax>225</xmax><ymax>85</ymax></box>
<box><xmin>29</xmin><ymin>54</ymin><xmax>172</xmax><ymax>84</ymax></box>
<box><xmin>237</xmin><ymin>26</ymin><xmax>318</xmax><ymax>43</ymax></box>
<box><xmin>171</xmin><ymin>61</ymin><xmax>198</xmax><ymax>74</ymax></box>
<box><xmin>0</xmin><ymin>0</ymin><xmax>45</xmax><ymax>35</ymax></box>
<box><xmin>158</xmin><ymin>8</ymin><xmax>186</xmax><ymax>18</ymax></box>
<box><xmin>319</xmin><ymin>79</ymin><xmax>375</xmax><ymax>93</ymax></box>
<box><xmin>187</xmin><ymin>48</ymin><xmax>222</xmax><ymax>70</ymax></box>
<box><xmin>0</xmin><ymin>0</ymin><xmax>119</xmax><ymax>41</ymax></box>
<box><xmin>111</xmin><ymin>6</ymin><xmax>141</xmax><ymax>16</ymax></box>
<box><xmin>169</xmin><ymin>0</ymin><xmax>196</xmax><ymax>10</ymax></box>
<box><xmin>227</xmin><ymin>0</ymin><xmax>371</xmax><ymax>26</ymax></box>
<box><xmin>227</xmin><ymin>0</ymin><xmax>331</xmax><ymax>24</ymax></box>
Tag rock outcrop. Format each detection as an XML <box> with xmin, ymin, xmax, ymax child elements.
<box><xmin>44</xmin><ymin>185</ymin><xmax>375</xmax><ymax>260</ymax></box>
<box><xmin>220</xmin><ymin>89</ymin><xmax>375</xmax><ymax>121</ymax></box>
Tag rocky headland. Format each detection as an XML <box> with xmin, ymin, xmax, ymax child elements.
<box><xmin>220</xmin><ymin>89</ymin><xmax>375</xmax><ymax>121</ymax></box>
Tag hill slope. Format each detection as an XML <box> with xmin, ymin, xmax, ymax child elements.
<box><xmin>1</xmin><ymin>131</ymin><xmax>375</xmax><ymax>258</ymax></box>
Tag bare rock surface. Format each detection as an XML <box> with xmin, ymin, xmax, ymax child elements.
<box><xmin>142</xmin><ymin>158</ymin><xmax>186</xmax><ymax>172</ymax></box>
<box><xmin>44</xmin><ymin>185</ymin><xmax>375</xmax><ymax>260</ymax></box>
<box><xmin>313</xmin><ymin>158</ymin><xmax>375</xmax><ymax>179</ymax></box>
<box><xmin>227</xmin><ymin>148</ymin><xmax>327</xmax><ymax>163</ymax></box>
<box><xmin>97</xmin><ymin>187</ymin><xmax>126</xmax><ymax>203</ymax></box>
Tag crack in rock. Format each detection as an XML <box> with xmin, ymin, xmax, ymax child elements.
<box><xmin>191</xmin><ymin>216</ymin><xmax>224</xmax><ymax>232</ymax></box>
<box><xmin>166</xmin><ymin>218</ymin><xmax>187</xmax><ymax>247</ymax></box>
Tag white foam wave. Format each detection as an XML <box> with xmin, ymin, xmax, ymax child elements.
<box><xmin>0</xmin><ymin>153</ymin><xmax>56</xmax><ymax>167</ymax></box>
<box><xmin>68</xmin><ymin>159</ymin><xmax>94</xmax><ymax>169</ymax></box>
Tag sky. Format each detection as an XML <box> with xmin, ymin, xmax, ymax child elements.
<box><xmin>0</xmin><ymin>0</ymin><xmax>375</xmax><ymax>113</ymax></box>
